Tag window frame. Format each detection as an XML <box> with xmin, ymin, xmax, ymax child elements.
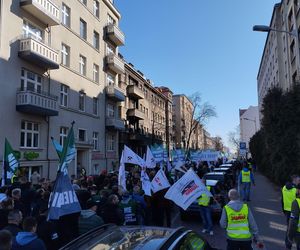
<box><xmin>61</xmin><ymin>3</ymin><xmax>70</xmax><ymax>27</ymax></box>
<box><xmin>60</xmin><ymin>84</ymin><xmax>68</xmax><ymax>107</ymax></box>
<box><xmin>92</xmin><ymin>131</ymin><xmax>99</xmax><ymax>150</ymax></box>
<box><xmin>79</xmin><ymin>18</ymin><xmax>87</xmax><ymax>40</ymax></box>
<box><xmin>20</xmin><ymin>121</ymin><xmax>39</xmax><ymax>149</ymax></box>
<box><xmin>61</xmin><ymin>43</ymin><xmax>70</xmax><ymax>67</ymax></box>
<box><xmin>79</xmin><ymin>55</ymin><xmax>86</xmax><ymax>76</ymax></box>
<box><xmin>107</xmin><ymin>134</ymin><xmax>115</xmax><ymax>151</ymax></box>
<box><xmin>79</xmin><ymin>91</ymin><xmax>86</xmax><ymax>111</ymax></box>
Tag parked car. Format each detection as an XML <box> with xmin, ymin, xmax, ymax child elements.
<box><xmin>219</xmin><ymin>163</ymin><xmax>233</xmax><ymax>168</ymax></box>
<box><xmin>203</xmin><ymin>172</ymin><xmax>233</xmax><ymax>190</ymax></box>
<box><xmin>180</xmin><ymin>179</ymin><xmax>224</xmax><ymax>221</ymax></box>
<box><xmin>59</xmin><ymin>224</ymin><xmax>219</xmax><ymax>250</ymax></box>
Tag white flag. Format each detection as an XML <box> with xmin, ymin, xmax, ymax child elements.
<box><xmin>174</xmin><ymin>160</ymin><xmax>187</xmax><ymax>173</ymax></box>
<box><xmin>141</xmin><ymin>170</ymin><xmax>152</xmax><ymax>196</ymax></box>
<box><xmin>145</xmin><ymin>146</ymin><xmax>156</xmax><ymax>169</ymax></box>
<box><xmin>164</xmin><ymin>169</ymin><xmax>212</xmax><ymax>210</ymax></box>
<box><xmin>118</xmin><ymin>151</ymin><xmax>127</xmax><ymax>191</ymax></box>
<box><xmin>151</xmin><ymin>169</ymin><xmax>170</xmax><ymax>193</ymax></box>
<box><xmin>122</xmin><ymin>145</ymin><xmax>145</xmax><ymax>167</ymax></box>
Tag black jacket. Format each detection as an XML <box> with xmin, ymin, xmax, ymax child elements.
<box><xmin>3</xmin><ymin>223</ymin><xmax>22</xmax><ymax>236</ymax></box>
<box><xmin>101</xmin><ymin>203</ymin><xmax>124</xmax><ymax>226</ymax></box>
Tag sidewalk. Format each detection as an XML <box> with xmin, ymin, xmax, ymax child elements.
<box><xmin>249</xmin><ymin>172</ymin><xmax>289</xmax><ymax>250</ymax></box>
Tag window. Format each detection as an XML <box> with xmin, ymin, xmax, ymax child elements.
<box><xmin>79</xmin><ymin>55</ymin><xmax>86</xmax><ymax>75</ymax></box>
<box><xmin>61</xmin><ymin>3</ymin><xmax>70</xmax><ymax>27</ymax></box>
<box><xmin>60</xmin><ymin>84</ymin><xmax>68</xmax><ymax>107</ymax></box>
<box><xmin>20</xmin><ymin>121</ymin><xmax>39</xmax><ymax>148</ymax></box>
<box><xmin>92</xmin><ymin>132</ymin><xmax>98</xmax><ymax>150</ymax></box>
<box><xmin>61</xmin><ymin>43</ymin><xmax>70</xmax><ymax>66</ymax></box>
<box><xmin>21</xmin><ymin>69</ymin><xmax>42</xmax><ymax>93</ymax></box>
<box><xmin>107</xmin><ymin>134</ymin><xmax>115</xmax><ymax>151</ymax></box>
<box><xmin>80</xmin><ymin>18</ymin><xmax>87</xmax><ymax>40</ymax></box>
<box><xmin>78</xmin><ymin>129</ymin><xmax>86</xmax><ymax>142</ymax></box>
<box><xmin>93</xmin><ymin>97</ymin><xmax>98</xmax><ymax>115</ymax></box>
<box><xmin>22</xmin><ymin>20</ymin><xmax>42</xmax><ymax>41</ymax></box>
<box><xmin>93</xmin><ymin>64</ymin><xmax>99</xmax><ymax>83</ymax></box>
<box><xmin>107</xmin><ymin>14</ymin><xmax>115</xmax><ymax>25</ymax></box>
<box><xmin>106</xmin><ymin>44</ymin><xmax>114</xmax><ymax>55</ymax></box>
<box><xmin>80</xmin><ymin>0</ymin><xmax>87</xmax><ymax>5</ymax></box>
<box><xmin>93</xmin><ymin>0</ymin><xmax>99</xmax><ymax>17</ymax></box>
<box><xmin>79</xmin><ymin>91</ymin><xmax>86</xmax><ymax>111</ymax></box>
<box><xmin>59</xmin><ymin>127</ymin><xmax>68</xmax><ymax>146</ymax></box>
<box><xmin>106</xmin><ymin>73</ymin><xmax>115</xmax><ymax>86</ymax></box>
<box><xmin>93</xmin><ymin>31</ymin><xmax>99</xmax><ymax>49</ymax></box>
<box><xmin>107</xmin><ymin>103</ymin><xmax>114</xmax><ymax>117</ymax></box>
<box><xmin>174</xmin><ymin>232</ymin><xmax>205</xmax><ymax>250</ymax></box>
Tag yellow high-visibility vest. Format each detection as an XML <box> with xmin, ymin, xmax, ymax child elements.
<box><xmin>241</xmin><ymin>170</ymin><xmax>251</xmax><ymax>183</ymax></box>
<box><xmin>296</xmin><ymin>199</ymin><xmax>300</xmax><ymax>233</ymax></box>
<box><xmin>198</xmin><ymin>186</ymin><xmax>211</xmax><ymax>207</ymax></box>
<box><xmin>282</xmin><ymin>186</ymin><xmax>297</xmax><ymax>212</ymax></box>
<box><xmin>225</xmin><ymin>204</ymin><xmax>251</xmax><ymax>239</ymax></box>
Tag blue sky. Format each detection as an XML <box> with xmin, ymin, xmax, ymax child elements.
<box><xmin>115</xmin><ymin>0</ymin><xmax>278</xmax><ymax>148</ymax></box>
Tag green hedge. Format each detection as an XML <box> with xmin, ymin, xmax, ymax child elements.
<box><xmin>249</xmin><ymin>85</ymin><xmax>300</xmax><ymax>185</ymax></box>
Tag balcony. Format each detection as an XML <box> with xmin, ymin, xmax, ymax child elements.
<box><xmin>127</xmin><ymin>85</ymin><xmax>144</xmax><ymax>99</ymax></box>
<box><xmin>127</xmin><ymin>108</ymin><xmax>144</xmax><ymax>120</ymax></box>
<box><xmin>20</xmin><ymin>0</ymin><xmax>60</xmax><ymax>26</ymax></box>
<box><xmin>18</xmin><ymin>36</ymin><xmax>59</xmax><ymax>69</ymax></box>
<box><xmin>106</xmin><ymin>117</ymin><xmax>125</xmax><ymax>130</ymax></box>
<box><xmin>105</xmin><ymin>24</ymin><xmax>125</xmax><ymax>46</ymax></box>
<box><xmin>105</xmin><ymin>85</ymin><xmax>125</xmax><ymax>102</ymax></box>
<box><xmin>75</xmin><ymin>138</ymin><xmax>93</xmax><ymax>149</ymax></box>
<box><xmin>105</xmin><ymin>54</ymin><xmax>124</xmax><ymax>74</ymax></box>
<box><xmin>16</xmin><ymin>88</ymin><xmax>58</xmax><ymax>116</ymax></box>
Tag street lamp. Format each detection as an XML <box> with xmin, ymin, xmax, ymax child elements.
<box><xmin>243</xmin><ymin>118</ymin><xmax>257</xmax><ymax>132</ymax></box>
<box><xmin>252</xmin><ymin>25</ymin><xmax>297</xmax><ymax>37</ymax></box>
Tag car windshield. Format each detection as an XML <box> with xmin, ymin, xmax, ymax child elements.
<box><xmin>85</xmin><ymin>227</ymin><xmax>173</xmax><ymax>250</ymax></box>
<box><xmin>204</xmin><ymin>174</ymin><xmax>225</xmax><ymax>181</ymax></box>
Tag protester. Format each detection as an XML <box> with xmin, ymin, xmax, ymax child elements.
<box><xmin>282</xmin><ymin>175</ymin><xmax>300</xmax><ymax>250</ymax></box>
<box><xmin>101</xmin><ymin>194</ymin><xmax>124</xmax><ymax>225</ymax></box>
<box><xmin>0</xmin><ymin>198</ymin><xmax>14</xmax><ymax>230</ymax></box>
<box><xmin>30</xmin><ymin>172</ymin><xmax>40</xmax><ymax>187</ymax></box>
<box><xmin>78</xmin><ymin>199</ymin><xmax>104</xmax><ymax>235</ymax></box>
<box><xmin>119</xmin><ymin>191</ymin><xmax>138</xmax><ymax>225</ymax></box>
<box><xmin>220</xmin><ymin>189</ymin><xmax>259</xmax><ymax>250</ymax></box>
<box><xmin>3</xmin><ymin>210</ymin><xmax>22</xmax><ymax>237</ymax></box>
<box><xmin>0</xmin><ymin>230</ymin><xmax>12</xmax><ymax>250</ymax></box>
<box><xmin>287</xmin><ymin>183</ymin><xmax>300</xmax><ymax>250</ymax></box>
<box><xmin>239</xmin><ymin>163</ymin><xmax>255</xmax><ymax>201</ymax></box>
<box><xmin>12</xmin><ymin>216</ymin><xmax>46</xmax><ymax>250</ymax></box>
<box><xmin>198</xmin><ymin>180</ymin><xmax>214</xmax><ymax>235</ymax></box>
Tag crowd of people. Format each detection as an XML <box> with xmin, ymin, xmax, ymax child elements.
<box><xmin>0</xmin><ymin>158</ymin><xmax>261</xmax><ymax>250</ymax></box>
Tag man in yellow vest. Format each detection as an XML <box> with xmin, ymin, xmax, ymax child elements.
<box><xmin>282</xmin><ymin>175</ymin><xmax>300</xmax><ymax>250</ymax></box>
<box><xmin>220</xmin><ymin>189</ymin><xmax>259</xmax><ymax>250</ymax></box>
<box><xmin>288</xmin><ymin>183</ymin><xmax>300</xmax><ymax>250</ymax></box>
<box><xmin>198</xmin><ymin>180</ymin><xmax>213</xmax><ymax>236</ymax></box>
<box><xmin>239</xmin><ymin>163</ymin><xmax>255</xmax><ymax>201</ymax></box>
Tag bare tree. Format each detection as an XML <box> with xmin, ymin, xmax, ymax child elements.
<box><xmin>185</xmin><ymin>92</ymin><xmax>216</xmax><ymax>151</ymax></box>
<box><xmin>227</xmin><ymin>126</ymin><xmax>240</xmax><ymax>153</ymax></box>
<box><xmin>213</xmin><ymin>136</ymin><xmax>224</xmax><ymax>151</ymax></box>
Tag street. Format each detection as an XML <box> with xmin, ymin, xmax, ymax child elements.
<box><xmin>172</xmin><ymin>172</ymin><xmax>289</xmax><ymax>250</ymax></box>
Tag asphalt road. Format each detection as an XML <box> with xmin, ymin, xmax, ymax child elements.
<box><xmin>172</xmin><ymin>172</ymin><xmax>290</xmax><ymax>250</ymax></box>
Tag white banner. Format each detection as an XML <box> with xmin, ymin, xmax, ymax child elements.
<box><xmin>141</xmin><ymin>170</ymin><xmax>152</xmax><ymax>196</ymax></box>
<box><xmin>122</xmin><ymin>145</ymin><xmax>145</xmax><ymax>167</ymax></box>
<box><xmin>151</xmin><ymin>169</ymin><xmax>170</xmax><ymax>193</ymax></box>
<box><xmin>164</xmin><ymin>169</ymin><xmax>212</xmax><ymax>210</ymax></box>
<box><xmin>118</xmin><ymin>151</ymin><xmax>127</xmax><ymax>191</ymax></box>
<box><xmin>199</xmin><ymin>151</ymin><xmax>220</xmax><ymax>162</ymax></box>
<box><xmin>145</xmin><ymin>146</ymin><xmax>156</xmax><ymax>169</ymax></box>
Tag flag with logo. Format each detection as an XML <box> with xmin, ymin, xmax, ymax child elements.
<box><xmin>145</xmin><ymin>146</ymin><xmax>156</xmax><ymax>169</ymax></box>
<box><xmin>2</xmin><ymin>138</ymin><xmax>19</xmax><ymax>186</ymax></box>
<box><xmin>141</xmin><ymin>170</ymin><xmax>152</xmax><ymax>196</ymax></box>
<box><xmin>122</xmin><ymin>145</ymin><xmax>145</xmax><ymax>167</ymax></box>
<box><xmin>48</xmin><ymin>122</ymin><xmax>81</xmax><ymax>220</ymax></box>
<box><xmin>163</xmin><ymin>147</ymin><xmax>169</xmax><ymax>162</ymax></box>
<box><xmin>151</xmin><ymin>169</ymin><xmax>170</xmax><ymax>193</ymax></box>
<box><xmin>51</xmin><ymin>137</ymin><xmax>63</xmax><ymax>160</ymax></box>
<box><xmin>164</xmin><ymin>169</ymin><xmax>212</xmax><ymax>210</ymax></box>
<box><xmin>118</xmin><ymin>151</ymin><xmax>127</xmax><ymax>191</ymax></box>
<box><xmin>150</xmin><ymin>144</ymin><xmax>164</xmax><ymax>163</ymax></box>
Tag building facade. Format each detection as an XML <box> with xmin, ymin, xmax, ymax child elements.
<box><xmin>118</xmin><ymin>62</ymin><xmax>173</xmax><ymax>157</ymax></box>
<box><xmin>239</xmin><ymin>106</ymin><xmax>260</xmax><ymax>150</ymax></box>
<box><xmin>0</xmin><ymin>0</ymin><xmax>125</xmax><ymax>180</ymax></box>
<box><xmin>257</xmin><ymin>0</ymin><xmax>300</xmax><ymax>116</ymax></box>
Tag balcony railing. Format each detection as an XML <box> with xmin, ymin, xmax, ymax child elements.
<box><xmin>105</xmin><ymin>85</ymin><xmax>125</xmax><ymax>102</ymax></box>
<box><xmin>20</xmin><ymin>0</ymin><xmax>60</xmax><ymax>26</ymax></box>
<box><xmin>106</xmin><ymin>117</ymin><xmax>125</xmax><ymax>130</ymax></box>
<box><xmin>105</xmin><ymin>24</ymin><xmax>125</xmax><ymax>46</ymax></box>
<box><xmin>105</xmin><ymin>54</ymin><xmax>124</xmax><ymax>74</ymax></box>
<box><xmin>16</xmin><ymin>88</ymin><xmax>58</xmax><ymax>116</ymax></box>
<box><xmin>127</xmin><ymin>85</ymin><xmax>144</xmax><ymax>99</ymax></box>
<box><xmin>18</xmin><ymin>36</ymin><xmax>59</xmax><ymax>69</ymax></box>
<box><xmin>127</xmin><ymin>108</ymin><xmax>144</xmax><ymax>120</ymax></box>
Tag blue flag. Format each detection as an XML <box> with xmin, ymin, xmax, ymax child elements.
<box><xmin>48</xmin><ymin>172</ymin><xmax>81</xmax><ymax>220</ymax></box>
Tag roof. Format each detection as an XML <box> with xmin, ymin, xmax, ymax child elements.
<box><xmin>206</xmin><ymin>179</ymin><xmax>219</xmax><ymax>186</ymax></box>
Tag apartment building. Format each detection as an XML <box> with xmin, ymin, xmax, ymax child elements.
<box><xmin>0</xmin><ymin>0</ymin><xmax>125</xmax><ymax>180</ymax></box>
<box><xmin>257</xmin><ymin>0</ymin><xmax>300</xmax><ymax>115</ymax></box>
<box><xmin>118</xmin><ymin>62</ymin><xmax>172</xmax><ymax>157</ymax></box>
<box><xmin>172</xmin><ymin>95</ymin><xmax>195</xmax><ymax>149</ymax></box>
<box><xmin>239</xmin><ymin>106</ymin><xmax>260</xmax><ymax>150</ymax></box>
